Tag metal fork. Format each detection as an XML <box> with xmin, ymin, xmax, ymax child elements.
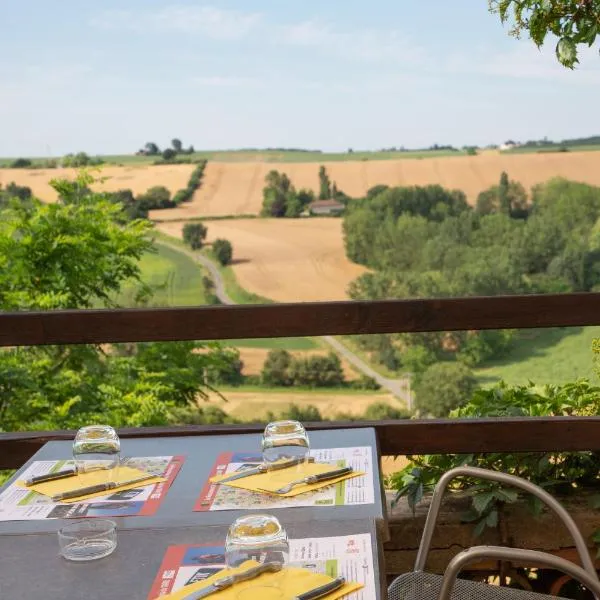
<box><xmin>265</xmin><ymin>466</ymin><xmax>354</xmax><ymax>495</ymax></box>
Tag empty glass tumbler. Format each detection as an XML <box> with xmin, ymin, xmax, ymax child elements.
<box><xmin>73</xmin><ymin>425</ymin><xmax>121</xmax><ymax>479</ymax></box>
<box><xmin>261</xmin><ymin>421</ymin><xmax>310</xmax><ymax>467</ymax></box>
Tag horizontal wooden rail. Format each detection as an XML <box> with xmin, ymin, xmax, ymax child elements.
<box><xmin>2</xmin><ymin>292</ymin><xmax>600</xmax><ymax>347</ymax></box>
<box><xmin>2</xmin><ymin>417</ymin><xmax>600</xmax><ymax>470</ymax></box>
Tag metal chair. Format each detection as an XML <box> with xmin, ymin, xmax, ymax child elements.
<box><xmin>388</xmin><ymin>466</ymin><xmax>600</xmax><ymax>600</ymax></box>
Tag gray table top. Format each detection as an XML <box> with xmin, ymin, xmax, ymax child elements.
<box><xmin>0</xmin><ymin>519</ymin><xmax>385</xmax><ymax>599</ymax></box>
<box><xmin>0</xmin><ymin>428</ymin><xmax>387</xmax><ymax>536</ymax></box>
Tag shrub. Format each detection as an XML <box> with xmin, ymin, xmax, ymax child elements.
<box><xmin>182</xmin><ymin>222</ymin><xmax>208</xmax><ymax>250</ymax></box>
<box><xmin>351</xmin><ymin>375</ymin><xmax>381</xmax><ymax>390</ymax></box>
<box><xmin>173</xmin><ymin>189</ymin><xmax>193</xmax><ymax>205</ymax></box>
<box><xmin>162</xmin><ymin>148</ymin><xmax>177</xmax><ymax>161</ymax></box>
<box><xmin>267</xmin><ymin>404</ymin><xmax>323</xmax><ymax>422</ymax></box>
<box><xmin>363</xmin><ymin>402</ymin><xmax>411</xmax><ymax>420</ymax></box>
<box><xmin>289</xmin><ymin>352</ymin><xmax>345</xmax><ymax>388</ymax></box>
<box><xmin>137</xmin><ymin>186</ymin><xmax>174</xmax><ymax>210</ymax></box>
<box><xmin>415</xmin><ymin>362</ymin><xmax>476</xmax><ymax>417</ymax></box>
<box><xmin>261</xmin><ymin>349</ymin><xmax>292</xmax><ymax>386</ymax></box>
<box><xmin>10</xmin><ymin>158</ymin><xmax>32</xmax><ymax>168</ymax></box>
<box><xmin>213</xmin><ymin>239</ymin><xmax>233</xmax><ymax>265</ymax></box>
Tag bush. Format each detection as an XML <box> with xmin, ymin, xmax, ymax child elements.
<box><xmin>261</xmin><ymin>349</ymin><xmax>292</xmax><ymax>386</ymax></box>
<box><xmin>169</xmin><ymin>405</ymin><xmax>234</xmax><ymax>425</ymax></box>
<box><xmin>162</xmin><ymin>148</ymin><xmax>177</xmax><ymax>161</ymax></box>
<box><xmin>10</xmin><ymin>158</ymin><xmax>32</xmax><ymax>168</ymax></box>
<box><xmin>415</xmin><ymin>362</ymin><xmax>476</xmax><ymax>417</ymax></box>
<box><xmin>351</xmin><ymin>375</ymin><xmax>381</xmax><ymax>390</ymax></box>
<box><xmin>364</xmin><ymin>402</ymin><xmax>411</xmax><ymax>420</ymax></box>
<box><xmin>173</xmin><ymin>189</ymin><xmax>193</xmax><ymax>204</ymax></box>
<box><xmin>182</xmin><ymin>222</ymin><xmax>208</xmax><ymax>250</ymax></box>
<box><xmin>137</xmin><ymin>186</ymin><xmax>174</xmax><ymax>209</ymax></box>
<box><xmin>289</xmin><ymin>352</ymin><xmax>345</xmax><ymax>387</ymax></box>
<box><xmin>213</xmin><ymin>239</ymin><xmax>233</xmax><ymax>265</ymax></box>
<box><xmin>266</xmin><ymin>404</ymin><xmax>323</xmax><ymax>422</ymax></box>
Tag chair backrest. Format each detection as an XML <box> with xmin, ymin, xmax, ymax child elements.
<box><xmin>413</xmin><ymin>466</ymin><xmax>596</xmax><ymax>579</ymax></box>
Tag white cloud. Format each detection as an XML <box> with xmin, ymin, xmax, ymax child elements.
<box><xmin>278</xmin><ymin>19</ymin><xmax>427</xmax><ymax>66</ymax></box>
<box><xmin>91</xmin><ymin>5</ymin><xmax>261</xmax><ymax>40</ymax></box>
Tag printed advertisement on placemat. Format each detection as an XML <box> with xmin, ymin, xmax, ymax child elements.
<box><xmin>0</xmin><ymin>455</ymin><xmax>184</xmax><ymax>521</ymax></box>
<box><xmin>195</xmin><ymin>447</ymin><xmax>374</xmax><ymax>512</ymax></box>
<box><xmin>147</xmin><ymin>533</ymin><xmax>376</xmax><ymax>599</ymax></box>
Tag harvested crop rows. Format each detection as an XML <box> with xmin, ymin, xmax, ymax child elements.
<box><xmin>156</xmin><ymin>218</ymin><xmax>367</xmax><ymax>303</ymax></box>
<box><xmin>151</xmin><ymin>151</ymin><xmax>600</xmax><ymax>220</ymax></box>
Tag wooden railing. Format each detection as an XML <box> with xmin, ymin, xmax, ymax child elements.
<box><xmin>2</xmin><ymin>292</ymin><xmax>600</xmax><ymax>470</ymax></box>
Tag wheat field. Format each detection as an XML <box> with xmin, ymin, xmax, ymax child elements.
<box><xmin>156</xmin><ymin>218</ymin><xmax>367</xmax><ymax>302</ymax></box>
<box><xmin>150</xmin><ymin>150</ymin><xmax>600</xmax><ymax>219</ymax></box>
<box><xmin>0</xmin><ymin>164</ymin><xmax>195</xmax><ymax>201</ymax></box>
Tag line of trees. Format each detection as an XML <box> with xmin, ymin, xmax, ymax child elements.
<box><xmin>139</xmin><ymin>139</ymin><xmax>195</xmax><ymax>161</ymax></box>
<box><xmin>343</xmin><ymin>173</ymin><xmax>600</xmax><ymax>415</ymax></box>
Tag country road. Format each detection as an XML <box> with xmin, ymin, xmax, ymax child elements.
<box><xmin>156</xmin><ymin>238</ymin><xmax>410</xmax><ymax>405</ymax></box>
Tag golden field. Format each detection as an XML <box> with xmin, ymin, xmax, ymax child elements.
<box><xmin>156</xmin><ymin>218</ymin><xmax>367</xmax><ymax>302</ymax></box>
<box><xmin>0</xmin><ymin>164</ymin><xmax>195</xmax><ymax>201</ymax></box>
<box><xmin>150</xmin><ymin>151</ymin><xmax>600</xmax><ymax>219</ymax></box>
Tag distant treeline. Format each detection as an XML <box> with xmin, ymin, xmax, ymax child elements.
<box><xmin>236</xmin><ymin>147</ymin><xmax>323</xmax><ymax>153</ymax></box>
<box><xmin>517</xmin><ymin>135</ymin><xmax>600</xmax><ymax>148</ymax></box>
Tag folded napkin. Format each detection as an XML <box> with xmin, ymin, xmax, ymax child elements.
<box><xmin>17</xmin><ymin>466</ymin><xmax>165</xmax><ymax>503</ymax></box>
<box><xmin>210</xmin><ymin>462</ymin><xmax>363</xmax><ymax>498</ymax></box>
<box><xmin>157</xmin><ymin>560</ymin><xmax>363</xmax><ymax>600</ymax></box>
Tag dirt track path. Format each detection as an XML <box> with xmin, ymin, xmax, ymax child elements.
<box><xmin>157</xmin><ymin>238</ymin><xmax>411</xmax><ymax>405</ymax></box>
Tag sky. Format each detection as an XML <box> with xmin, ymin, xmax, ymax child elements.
<box><xmin>1</xmin><ymin>1</ymin><xmax>600</xmax><ymax>156</ymax></box>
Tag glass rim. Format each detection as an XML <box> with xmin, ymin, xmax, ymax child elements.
<box><xmin>263</xmin><ymin>420</ymin><xmax>306</xmax><ymax>435</ymax></box>
<box><xmin>59</xmin><ymin>519</ymin><xmax>116</xmax><ymax>537</ymax></box>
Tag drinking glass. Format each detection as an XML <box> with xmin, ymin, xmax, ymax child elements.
<box><xmin>58</xmin><ymin>519</ymin><xmax>117</xmax><ymax>561</ymax></box>
<box><xmin>261</xmin><ymin>420</ymin><xmax>310</xmax><ymax>468</ymax></box>
<box><xmin>73</xmin><ymin>425</ymin><xmax>121</xmax><ymax>481</ymax></box>
<box><xmin>225</xmin><ymin>514</ymin><xmax>289</xmax><ymax>568</ymax></box>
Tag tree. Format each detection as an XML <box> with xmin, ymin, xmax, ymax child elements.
<box><xmin>10</xmin><ymin>158</ymin><xmax>32</xmax><ymax>168</ymax></box>
<box><xmin>182</xmin><ymin>222</ymin><xmax>208</xmax><ymax>250</ymax></box>
<box><xmin>62</xmin><ymin>152</ymin><xmax>92</xmax><ymax>167</ymax></box>
<box><xmin>162</xmin><ymin>148</ymin><xmax>177</xmax><ymax>161</ymax></box>
<box><xmin>498</xmin><ymin>171</ymin><xmax>510</xmax><ymax>215</ymax></box>
<box><xmin>213</xmin><ymin>239</ymin><xmax>233</xmax><ymax>265</ymax></box>
<box><xmin>261</xmin><ymin>349</ymin><xmax>292</xmax><ymax>386</ymax></box>
<box><xmin>137</xmin><ymin>186</ymin><xmax>173</xmax><ymax>209</ymax></box>
<box><xmin>489</xmin><ymin>0</ymin><xmax>600</xmax><ymax>68</ymax></box>
<box><xmin>475</xmin><ymin>172</ymin><xmax>529</xmax><ymax>218</ymax></box>
<box><xmin>289</xmin><ymin>353</ymin><xmax>345</xmax><ymax>387</ymax></box>
<box><xmin>261</xmin><ymin>170</ymin><xmax>297</xmax><ymax>218</ymax></box>
<box><xmin>171</xmin><ymin>138</ymin><xmax>183</xmax><ymax>153</ymax></box>
<box><xmin>415</xmin><ymin>362</ymin><xmax>476</xmax><ymax>417</ymax></box>
<box><xmin>318</xmin><ymin>165</ymin><xmax>331</xmax><ymax>200</ymax></box>
<box><xmin>145</xmin><ymin>142</ymin><xmax>160</xmax><ymax>155</ymax></box>
<box><xmin>364</xmin><ymin>403</ymin><xmax>411</xmax><ymax>420</ymax></box>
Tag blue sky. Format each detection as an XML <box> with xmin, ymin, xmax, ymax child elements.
<box><xmin>1</xmin><ymin>1</ymin><xmax>599</xmax><ymax>156</ymax></box>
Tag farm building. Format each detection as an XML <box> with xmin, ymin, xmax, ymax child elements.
<box><xmin>309</xmin><ymin>199</ymin><xmax>345</xmax><ymax>216</ymax></box>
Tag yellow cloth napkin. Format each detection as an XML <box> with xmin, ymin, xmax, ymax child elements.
<box><xmin>157</xmin><ymin>560</ymin><xmax>363</xmax><ymax>600</ymax></box>
<box><xmin>17</xmin><ymin>466</ymin><xmax>165</xmax><ymax>503</ymax></box>
<box><xmin>210</xmin><ymin>462</ymin><xmax>363</xmax><ymax>498</ymax></box>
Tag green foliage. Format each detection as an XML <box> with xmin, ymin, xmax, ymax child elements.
<box><xmin>476</xmin><ymin>171</ymin><xmax>529</xmax><ymax>218</ymax></box>
<box><xmin>351</xmin><ymin>375</ymin><xmax>382</xmax><ymax>391</ymax></box>
<box><xmin>261</xmin><ymin>350</ymin><xmax>346</xmax><ymax>388</ymax></box>
<box><xmin>267</xmin><ymin>404</ymin><xmax>323</xmax><ymax>422</ymax></box>
<box><xmin>392</xmin><ymin>379</ymin><xmax>600</xmax><ymax>535</ymax></box>
<box><xmin>318</xmin><ymin>165</ymin><xmax>332</xmax><ymax>200</ymax></box>
<box><xmin>415</xmin><ymin>362</ymin><xmax>477</xmax><ymax>417</ymax></box>
<box><xmin>62</xmin><ymin>152</ymin><xmax>103</xmax><ymax>167</ymax></box>
<box><xmin>10</xmin><ymin>158</ymin><xmax>32</xmax><ymax>168</ymax></box>
<box><xmin>261</xmin><ymin>349</ymin><xmax>293</xmax><ymax>386</ymax></box>
<box><xmin>261</xmin><ymin>170</ymin><xmax>313</xmax><ymax>218</ymax></box>
<box><xmin>213</xmin><ymin>238</ymin><xmax>233</xmax><ymax>265</ymax></box>
<box><xmin>171</xmin><ymin>138</ymin><xmax>183</xmax><ymax>153</ymax></box>
<box><xmin>145</xmin><ymin>142</ymin><xmax>160</xmax><ymax>155</ymax></box>
<box><xmin>169</xmin><ymin>161</ymin><xmax>207</xmax><ymax>208</ymax></box>
<box><xmin>183</xmin><ymin>222</ymin><xmax>208</xmax><ymax>250</ymax></box>
<box><xmin>489</xmin><ymin>0</ymin><xmax>600</xmax><ymax>68</ymax></box>
<box><xmin>162</xmin><ymin>148</ymin><xmax>177</xmax><ymax>161</ymax></box>
<box><xmin>363</xmin><ymin>402</ymin><xmax>411</xmax><ymax>420</ymax></box>
<box><xmin>137</xmin><ymin>186</ymin><xmax>174</xmax><ymax>210</ymax></box>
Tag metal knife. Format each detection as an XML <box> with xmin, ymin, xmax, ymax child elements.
<box><xmin>25</xmin><ymin>468</ymin><xmax>77</xmax><ymax>486</ymax></box>
<box><xmin>218</xmin><ymin>456</ymin><xmax>315</xmax><ymax>484</ymax></box>
<box><xmin>182</xmin><ymin>562</ymin><xmax>282</xmax><ymax>600</ymax></box>
<box><xmin>295</xmin><ymin>576</ymin><xmax>346</xmax><ymax>600</ymax></box>
<box><xmin>51</xmin><ymin>473</ymin><xmax>157</xmax><ymax>502</ymax></box>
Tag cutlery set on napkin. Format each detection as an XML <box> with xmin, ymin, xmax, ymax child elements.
<box><xmin>163</xmin><ymin>560</ymin><xmax>362</xmax><ymax>600</ymax></box>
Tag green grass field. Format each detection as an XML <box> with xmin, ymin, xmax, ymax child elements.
<box><xmin>501</xmin><ymin>144</ymin><xmax>600</xmax><ymax>155</ymax></box>
<box><xmin>475</xmin><ymin>326</ymin><xmax>600</xmax><ymax>386</ymax></box>
<box><xmin>0</xmin><ymin>148</ymin><xmax>468</xmax><ymax>168</ymax></box>
<box><xmin>114</xmin><ymin>242</ymin><xmax>209</xmax><ymax>307</ymax></box>
<box><xmin>223</xmin><ymin>338</ymin><xmax>318</xmax><ymax>350</ymax></box>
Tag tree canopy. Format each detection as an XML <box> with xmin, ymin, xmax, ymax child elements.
<box><xmin>489</xmin><ymin>0</ymin><xmax>600</xmax><ymax>68</ymax></box>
